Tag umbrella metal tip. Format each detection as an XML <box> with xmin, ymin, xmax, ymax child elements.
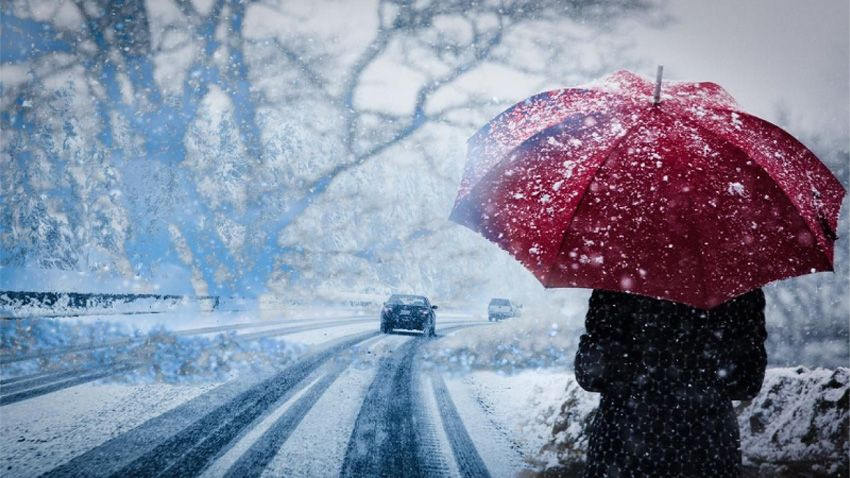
<box><xmin>653</xmin><ymin>65</ymin><xmax>664</xmax><ymax>105</ymax></box>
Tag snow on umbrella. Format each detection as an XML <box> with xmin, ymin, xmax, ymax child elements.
<box><xmin>449</xmin><ymin>68</ymin><xmax>845</xmax><ymax>309</ymax></box>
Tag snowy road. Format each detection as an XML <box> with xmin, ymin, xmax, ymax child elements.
<box><xmin>1</xmin><ymin>313</ymin><xmax>532</xmax><ymax>477</ymax></box>
<box><xmin>0</xmin><ymin>315</ymin><xmax>378</xmax><ymax>405</ymax></box>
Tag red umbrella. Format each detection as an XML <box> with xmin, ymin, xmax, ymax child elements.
<box><xmin>450</xmin><ymin>69</ymin><xmax>845</xmax><ymax>309</ymax></box>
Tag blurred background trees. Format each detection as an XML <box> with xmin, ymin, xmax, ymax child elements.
<box><xmin>1</xmin><ymin>0</ymin><xmax>655</xmax><ymax>297</ymax></box>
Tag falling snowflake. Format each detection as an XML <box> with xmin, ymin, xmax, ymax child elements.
<box><xmin>727</xmin><ymin>182</ymin><xmax>746</xmax><ymax>196</ymax></box>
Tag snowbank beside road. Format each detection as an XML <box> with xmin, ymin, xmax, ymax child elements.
<box><xmin>737</xmin><ymin>367</ymin><xmax>849</xmax><ymax>477</ymax></box>
<box><xmin>461</xmin><ymin>370</ymin><xmax>596</xmax><ymax>469</ymax></box>
<box><xmin>0</xmin><ymin>290</ymin><xmax>214</xmax><ymax>319</ymax></box>
<box><xmin>530</xmin><ymin>367</ymin><xmax>849</xmax><ymax>477</ymax></box>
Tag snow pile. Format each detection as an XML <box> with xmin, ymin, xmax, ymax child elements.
<box><xmin>537</xmin><ymin>367</ymin><xmax>849</xmax><ymax>477</ymax></box>
<box><xmin>0</xmin><ymin>319</ymin><xmax>305</xmax><ymax>382</ymax></box>
<box><xmin>422</xmin><ymin>314</ymin><xmax>582</xmax><ymax>372</ymax></box>
<box><xmin>462</xmin><ymin>370</ymin><xmax>596</xmax><ymax>469</ymax></box>
<box><xmin>736</xmin><ymin>367</ymin><xmax>849</xmax><ymax>477</ymax></box>
<box><xmin>536</xmin><ymin>375</ymin><xmax>599</xmax><ymax>473</ymax></box>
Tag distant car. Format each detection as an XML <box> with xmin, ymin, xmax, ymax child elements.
<box><xmin>381</xmin><ymin>294</ymin><xmax>437</xmax><ymax>336</ymax></box>
<box><xmin>488</xmin><ymin>298</ymin><xmax>521</xmax><ymax>321</ymax></box>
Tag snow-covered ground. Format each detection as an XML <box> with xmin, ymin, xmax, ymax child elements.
<box><xmin>418</xmin><ymin>311</ymin><xmax>850</xmax><ymax>476</ymax></box>
<box><xmin>1</xmin><ymin>381</ymin><xmax>220</xmax><ymax>476</ymax></box>
<box><xmin>1</xmin><ymin>305</ymin><xmax>847</xmax><ymax>477</ymax></box>
<box><xmin>203</xmin><ymin>334</ymin><xmax>392</xmax><ymax>478</ymax></box>
<box><xmin>1</xmin><ymin>308</ymin><xmax>534</xmax><ymax>477</ymax></box>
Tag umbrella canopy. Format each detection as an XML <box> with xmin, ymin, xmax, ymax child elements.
<box><xmin>450</xmin><ymin>70</ymin><xmax>845</xmax><ymax>309</ymax></box>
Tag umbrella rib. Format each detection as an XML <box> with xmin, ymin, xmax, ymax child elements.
<box><xmin>456</xmin><ymin>99</ymin><xmax>638</xmax><ymax>220</ymax></box>
<box><xmin>662</xmin><ymin>108</ymin><xmax>836</xmax><ymax>270</ymax></box>
<box><xmin>466</xmin><ymin>89</ymin><xmax>634</xmax><ymax>150</ymax></box>
<box><xmin>463</xmin><ymin>92</ymin><xmax>639</xmax><ymax>202</ymax></box>
<box><xmin>465</xmin><ymin>90</ymin><xmax>558</xmax><ymax>146</ymax></box>
<box><xmin>542</xmin><ymin>119</ymin><xmax>647</xmax><ymax>285</ymax></box>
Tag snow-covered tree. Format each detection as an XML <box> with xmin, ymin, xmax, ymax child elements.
<box><xmin>0</xmin><ymin>0</ymin><xmax>656</xmax><ymax>297</ymax></box>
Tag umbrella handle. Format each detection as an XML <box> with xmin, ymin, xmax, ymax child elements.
<box><xmin>653</xmin><ymin>65</ymin><xmax>664</xmax><ymax>105</ymax></box>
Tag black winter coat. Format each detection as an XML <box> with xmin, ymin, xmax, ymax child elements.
<box><xmin>575</xmin><ymin>289</ymin><xmax>767</xmax><ymax>478</ymax></box>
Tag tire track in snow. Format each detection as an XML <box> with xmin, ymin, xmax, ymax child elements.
<box><xmin>38</xmin><ymin>322</ymin><xmax>487</xmax><ymax>477</ymax></box>
<box><xmin>1</xmin><ymin>337</ymin><xmax>141</xmax><ymax>365</ymax></box>
<box><xmin>340</xmin><ymin>337</ymin><xmax>429</xmax><ymax>478</ymax></box>
<box><xmin>39</xmin><ymin>330</ymin><xmax>379</xmax><ymax>478</ymax></box>
<box><xmin>431</xmin><ymin>372</ymin><xmax>492</xmax><ymax>478</ymax></box>
<box><xmin>115</xmin><ymin>333</ymin><xmax>380</xmax><ymax>478</ymax></box>
<box><xmin>340</xmin><ymin>324</ymin><xmax>481</xmax><ymax>478</ymax></box>
<box><xmin>0</xmin><ymin>363</ymin><xmax>141</xmax><ymax>406</ymax></box>
<box><xmin>1</xmin><ymin>366</ymin><xmax>98</xmax><ymax>391</ymax></box>
<box><xmin>220</xmin><ymin>359</ymin><xmax>351</xmax><ymax>477</ymax></box>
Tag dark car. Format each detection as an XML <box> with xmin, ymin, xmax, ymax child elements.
<box><xmin>380</xmin><ymin>294</ymin><xmax>437</xmax><ymax>336</ymax></box>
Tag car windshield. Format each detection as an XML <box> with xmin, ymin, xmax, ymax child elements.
<box><xmin>388</xmin><ymin>295</ymin><xmax>428</xmax><ymax>306</ymax></box>
<box><xmin>489</xmin><ymin>299</ymin><xmax>510</xmax><ymax>306</ymax></box>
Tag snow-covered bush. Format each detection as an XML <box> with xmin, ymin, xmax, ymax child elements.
<box><xmin>422</xmin><ymin>314</ymin><xmax>583</xmax><ymax>372</ymax></box>
<box><xmin>0</xmin><ymin>319</ymin><xmax>305</xmax><ymax>383</ymax></box>
<box><xmin>0</xmin><ymin>317</ymin><xmax>133</xmax><ymax>361</ymax></box>
<box><xmin>535</xmin><ymin>376</ymin><xmax>599</xmax><ymax>474</ymax></box>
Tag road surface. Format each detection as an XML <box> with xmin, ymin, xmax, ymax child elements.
<box><xmin>1</xmin><ymin>313</ymin><xmax>531</xmax><ymax>477</ymax></box>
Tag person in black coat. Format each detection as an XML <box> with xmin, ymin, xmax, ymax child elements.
<box><xmin>574</xmin><ymin>288</ymin><xmax>767</xmax><ymax>478</ymax></box>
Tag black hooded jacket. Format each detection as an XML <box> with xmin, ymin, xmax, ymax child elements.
<box><xmin>575</xmin><ymin>289</ymin><xmax>767</xmax><ymax>478</ymax></box>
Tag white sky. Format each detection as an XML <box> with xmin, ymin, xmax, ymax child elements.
<box><xmin>283</xmin><ymin>0</ymin><xmax>849</xmax><ymax>155</ymax></box>
<box><xmin>631</xmin><ymin>0</ymin><xmax>849</xmax><ymax>151</ymax></box>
